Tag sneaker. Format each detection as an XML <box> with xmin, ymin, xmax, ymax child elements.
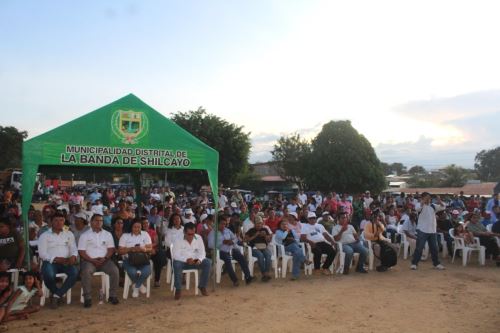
<box><xmin>410</xmin><ymin>264</ymin><xmax>417</xmax><ymax>270</ymax></box>
<box><xmin>356</xmin><ymin>268</ymin><xmax>368</xmax><ymax>274</ymax></box>
<box><xmin>245</xmin><ymin>276</ymin><xmax>254</xmax><ymax>285</ymax></box>
<box><xmin>132</xmin><ymin>287</ymin><xmax>139</xmax><ymax>298</ymax></box>
<box><xmin>83</xmin><ymin>299</ymin><xmax>92</xmax><ymax>308</ymax></box>
<box><xmin>139</xmin><ymin>285</ymin><xmax>147</xmax><ymax>294</ymax></box>
<box><xmin>434</xmin><ymin>264</ymin><xmax>446</xmax><ymax>270</ymax></box>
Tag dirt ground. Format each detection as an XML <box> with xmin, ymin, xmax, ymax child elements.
<box><xmin>6</xmin><ymin>258</ymin><xmax>500</xmax><ymax>333</ymax></box>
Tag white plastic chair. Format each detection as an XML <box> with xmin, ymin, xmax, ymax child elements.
<box><xmin>449</xmin><ymin>228</ymin><xmax>485</xmax><ymax>266</ymax></box>
<box><xmin>360</xmin><ymin>232</ymin><xmax>375</xmax><ymax>270</ymax></box>
<box><xmin>271</xmin><ymin>235</ymin><xmax>294</xmax><ymax>278</ymax></box>
<box><xmin>80</xmin><ymin>271</ymin><xmax>109</xmax><ymax>303</ymax></box>
<box><xmin>335</xmin><ymin>241</ymin><xmax>360</xmax><ymax>273</ymax></box>
<box><xmin>40</xmin><ymin>273</ymin><xmax>72</xmax><ymax>306</ymax></box>
<box><xmin>398</xmin><ymin>225</ymin><xmax>428</xmax><ymax>260</ymax></box>
<box><xmin>244</xmin><ymin>243</ymin><xmax>278</xmax><ymax>279</ymax></box>
<box><xmin>7</xmin><ymin>268</ymin><xmax>21</xmax><ymax>289</ymax></box>
<box><xmin>123</xmin><ymin>260</ymin><xmax>152</xmax><ymax>299</ymax></box>
<box><xmin>436</xmin><ymin>232</ymin><xmax>449</xmax><ymax>258</ymax></box>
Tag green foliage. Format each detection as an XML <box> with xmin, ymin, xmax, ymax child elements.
<box><xmin>475</xmin><ymin>147</ymin><xmax>500</xmax><ymax>182</ymax></box>
<box><xmin>440</xmin><ymin>164</ymin><xmax>474</xmax><ymax>187</ymax></box>
<box><xmin>171</xmin><ymin>107</ymin><xmax>251</xmax><ymax>187</ymax></box>
<box><xmin>307</xmin><ymin>121</ymin><xmax>386</xmax><ymax>193</ymax></box>
<box><xmin>271</xmin><ymin>133</ymin><xmax>311</xmax><ymax>189</ymax></box>
<box><xmin>381</xmin><ymin>162</ymin><xmax>407</xmax><ymax>175</ymax></box>
<box><xmin>408</xmin><ymin>165</ymin><xmax>427</xmax><ymax>175</ymax></box>
<box><xmin>0</xmin><ymin>126</ymin><xmax>28</xmax><ymax>169</ymax></box>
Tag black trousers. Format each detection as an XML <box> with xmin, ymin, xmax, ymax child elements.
<box><xmin>312</xmin><ymin>241</ymin><xmax>336</xmax><ymax>270</ymax></box>
<box><xmin>478</xmin><ymin>236</ymin><xmax>499</xmax><ymax>258</ymax></box>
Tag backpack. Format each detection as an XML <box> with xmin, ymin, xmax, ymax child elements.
<box><xmin>378</xmin><ymin>241</ymin><xmax>397</xmax><ymax>268</ymax></box>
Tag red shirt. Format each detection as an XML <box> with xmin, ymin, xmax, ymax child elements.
<box><xmin>265</xmin><ymin>216</ymin><xmax>282</xmax><ymax>233</ymax></box>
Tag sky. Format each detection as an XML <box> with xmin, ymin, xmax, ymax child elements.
<box><xmin>1</xmin><ymin>0</ymin><xmax>500</xmax><ymax>170</ymax></box>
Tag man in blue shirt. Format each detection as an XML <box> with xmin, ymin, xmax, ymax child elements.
<box><xmin>208</xmin><ymin>215</ymin><xmax>253</xmax><ymax>286</ymax></box>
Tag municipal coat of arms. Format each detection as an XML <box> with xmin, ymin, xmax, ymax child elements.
<box><xmin>111</xmin><ymin>110</ymin><xmax>149</xmax><ymax>144</ymax></box>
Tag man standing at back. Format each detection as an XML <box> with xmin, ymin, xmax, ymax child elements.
<box><xmin>411</xmin><ymin>192</ymin><xmax>446</xmax><ymax>270</ymax></box>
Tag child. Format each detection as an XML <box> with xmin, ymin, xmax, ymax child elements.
<box><xmin>0</xmin><ymin>271</ymin><xmax>13</xmax><ymax>324</ymax></box>
<box><xmin>454</xmin><ymin>223</ymin><xmax>475</xmax><ymax>246</ymax></box>
<box><xmin>2</xmin><ymin>271</ymin><xmax>42</xmax><ymax>323</ymax></box>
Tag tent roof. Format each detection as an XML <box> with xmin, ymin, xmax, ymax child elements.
<box><xmin>23</xmin><ymin>93</ymin><xmax>218</xmax><ymax>170</ymax></box>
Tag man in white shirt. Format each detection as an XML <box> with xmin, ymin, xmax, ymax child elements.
<box><xmin>172</xmin><ymin>222</ymin><xmax>211</xmax><ymax>300</ymax></box>
<box><xmin>363</xmin><ymin>191</ymin><xmax>374</xmax><ymax>209</ymax></box>
<box><xmin>298</xmin><ymin>190</ymin><xmax>308</xmax><ymax>206</ymax></box>
<box><xmin>91</xmin><ymin>199</ymin><xmax>104</xmax><ymax>216</ymax></box>
<box><xmin>38</xmin><ymin>212</ymin><xmax>79</xmax><ymax>308</ymax></box>
<box><xmin>300</xmin><ymin>212</ymin><xmax>336</xmax><ymax>275</ymax></box>
<box><xmin>78</xmin><ymin>214</ymin><xmax>119</xmax><ymax>308</ymax></box>
<box><xmin>313</xmin><ymin>191</ymin><xmax>323</xmax><ymax>209</ymax></box>
<box><xmin>218</xmin><ymin>190</ymin><xmax>228</xmax><ymax>211</ymax></box>
<box><xmin>411</xmin><ymin>192</ymin><xmax>446</xmax><ymax>270</ymax></box>
<box><xmin>332</xmin><ymin>212</ymin><xmax>368</xmax><ymax>274</ymax></box>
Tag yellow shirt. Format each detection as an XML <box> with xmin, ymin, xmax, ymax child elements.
<box><xmin>363</xmin><ymin>221</ymin><xmax>387</xmax><ymax>241</ymax></box>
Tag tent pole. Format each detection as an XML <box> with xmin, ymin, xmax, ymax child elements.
<box><xmin>132</xmin><ymin>169</ymin><xmax>142</xmax><ymax>217</ymax></box>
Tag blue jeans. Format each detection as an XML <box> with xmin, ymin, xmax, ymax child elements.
<box><xmin>252</xmin><ymin>248</ymin><xmax>271</xmax><ymax>275</ymax></box>
<box><xmin>220</xmin><ymin>249</ymin><xmax>251</xmax><ymax>282</ymax></box>
<box><xmin>342</xmin><ymin>241</ymin><xmax>368</xmax><ymax>271</ymax></box>
<box><xmin>41</xmin><ymin>261</ymin><xmax>78</xmax><ymax>298</ymax></box>
<box><xmin>412</xmin><ymin>230</ymin><xmax>440</xmax><ymax>266</ymax></box>
<box><xmin>173</xmin><ymin>258</ymin><xmax>211</xmax><ymax>291</ymax></box>
<box><xmin>122</xmin><ymin>259</ymin><xmax>151</xmax><ymax>288</ymax></box>
<box><xmin>284</xmin><ymin>243</ymin><xmax>305</xmax><ymax>278</ymax></box>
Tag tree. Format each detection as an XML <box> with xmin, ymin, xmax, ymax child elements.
<box><xmin>171</xmin><ymin>107</ymin><xmax>251</xmax><ymax>187</ymax></box>
<box><xmin>380</xmin><ymin>162</ymin><xmax>407</xmax><ymax>175</ymax></box>
<box><xmin>475</xmin><ymin>147</ymin><xmax>500</xmax><ymax>182</ymax></box>
<box><xmin>408</xmin><ymin>165</ymin><xmax>427</xmax><ymax>175</ymax></box>
<box><xmin>307</xmin><ymin>120</ymin><xmax>386</xmax><ymax>193</ymax></box>
<box><xmin>0</xmin><ymin>126</ymin><xmax>28</xmax><ymax>170</ymax></box>
<box><xmin>440</xmin><ymin>164</ymin><xmax>470</xmax><ymax>187</ymax></box>
<box><xmin>271</xmin><ymin>133</ymin><xmax>311</xmax><ymax>189</ymax></box>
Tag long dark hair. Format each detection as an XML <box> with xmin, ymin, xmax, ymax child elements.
<box><xmin>168</xmin><ymin>213</ymin><xmax>183</xmax><ymax>229</ymax></box>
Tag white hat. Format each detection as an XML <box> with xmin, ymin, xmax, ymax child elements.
<box><xmin>307</xmin><ymin>212</ymin><xmax>317</xmax><ymax>219</ymax></box>
<box><xmin>230</xmin><ymin>202</ymin><xmax>238</xmax><ymax>208</ymax></box>
<box><xmin>322</xmin><ymin>211</ymin><xmax>330</xmax><ymax>216</ymax></box>
<box><xmin>200</xmin><ymin>214</ymin><xmax>208</xmax><ymax>222</ymax></box>
<box><xmin>74</xmin><ymin>212</ymin><xmax>88</xmax><ymax>221</ymax></box>
<box><xmin>289</xmin><ymin>212</ymin><xmax>298</xmax><ymax>219</ymax></box>
<box><xmin>184</xmin><ymin>208</ymin><xmax>193</xmax><ymax>215</ymax></box>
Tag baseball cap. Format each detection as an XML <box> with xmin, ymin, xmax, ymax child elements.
<box><xmin>307</xmin><ymin>212</ymin><xmax>317</xmax><ymax>219</ymax></box>
<box><xmin>289</xmin><ymin>212</ymin><xmax>298</xmax><ymax>220</ymax></box>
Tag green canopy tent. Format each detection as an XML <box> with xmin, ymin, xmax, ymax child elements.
<box><xmin>21</xmin><ymin>94</ymin><xmax>219</xmax><ymax>269</ymax></box>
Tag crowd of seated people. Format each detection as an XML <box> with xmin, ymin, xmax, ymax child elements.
<box><xmin>0</xmin><ymin>185</ymin><xmax>499</xmax><ymax>326</ymax></box>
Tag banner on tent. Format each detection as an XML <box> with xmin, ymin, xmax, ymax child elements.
<box><xmin>60</xmin><ymin>144</ymin><xmax>192</xmax><ymax>167</ymax></box>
